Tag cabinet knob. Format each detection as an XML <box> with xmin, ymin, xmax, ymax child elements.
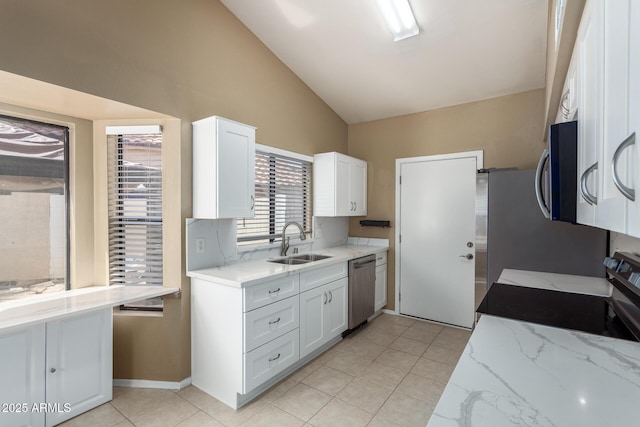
<box><xmin>50</xmin><ymin>368</ymin><xmax>56</xmax><ymax>373</ymax></box>
<box><xmin>459</xmin><ymin>254</ymin><xmax>474</xmax><ymax>260</ymax></box>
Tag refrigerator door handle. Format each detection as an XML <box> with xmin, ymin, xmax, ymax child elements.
<box><xmin>535</xmin><ymin>148</ymin><xmax>551</xmax><ymax>219</ymax></box>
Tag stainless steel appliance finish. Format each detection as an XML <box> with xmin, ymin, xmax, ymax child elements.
<box><xmin>348</xmin><ymin>254</ymin><xmax>376</xmax><ymax>329</ymax></box>
<box><xmin>477</xmin><ymin>169</ymin><xmax>608</xmax><ymax>289</ymax></box>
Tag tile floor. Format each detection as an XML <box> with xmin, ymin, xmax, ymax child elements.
<box><xmin>60</xmin><ymin>313</ymin><xmax>471</xmax><ymax>427</ymax></box>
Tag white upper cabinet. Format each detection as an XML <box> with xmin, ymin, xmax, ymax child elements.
<box><xmin>193</xmin><ymin>116</ymin><xmax>256</xmax><ymax>219</ymax></box>
<box><xmin>596</xmin><ymin>0</ymin><xmax>632</xmax><ymax>233</ymax></box>
<box><xmin>626</xmin><ymin>1</ymin><xmax>640</xmax><ymax>237</ymax></box>
<box><xmin>313</xmin><ymin>152</ymin><xmax>367</xmax><ymax>217</ymax></box>
<box><xmin>571</xmin><ymin>0</ymin><xmax>640</xmax><ymax>237</ymax></box>
<box><xmin>575</xmin><ymin>0</ymin><xmax>603</xmax><ymax>227</ymax></box>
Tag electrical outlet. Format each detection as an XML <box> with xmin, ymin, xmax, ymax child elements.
<box><xmin>196</xmin><ymin>238</ymin><xmax>205</xmax><ymax>254</ymax></box>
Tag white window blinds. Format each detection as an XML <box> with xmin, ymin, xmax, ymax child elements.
<box><xmin>107</xmin><ymin>130</ymin><xmax>163</xmax><ymax>287</ymax></box>
<box><xmin>237</xmin><ymin>149</ymin><xmax>312</xmax><ymax>244</ymax></box>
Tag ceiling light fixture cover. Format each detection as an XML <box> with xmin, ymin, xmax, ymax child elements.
<box><xmin>376</xmin><ymin>0</ymin><xmax>419</xmax><ymax>41</ymax></box>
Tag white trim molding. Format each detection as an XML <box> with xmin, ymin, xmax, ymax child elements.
<box><xmin>113</xmin><ymin>377</ymin><xmax>192</xmax><ymax>391</ymax></box>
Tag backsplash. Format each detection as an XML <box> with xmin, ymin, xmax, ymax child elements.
<box><xmin>186</xmin><ymin>217</ymin><xmax>349</xmax><ymax>271</ymax></box>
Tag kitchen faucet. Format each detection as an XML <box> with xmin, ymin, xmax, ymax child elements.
<box><xmin>281</xmin><ymin>221</ymin><xmax>306</xmax><ymax>256</ymax></box>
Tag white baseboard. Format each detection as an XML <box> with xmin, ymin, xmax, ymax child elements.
<box><xmin>113</xmin><ymin>377</ymin><xmax>192</xmax><ymax>390</ymax></box>
<box><xmin>382</xmin><ymin>308</ymin><xmax>398</xmax><ymax>315</ymax></box>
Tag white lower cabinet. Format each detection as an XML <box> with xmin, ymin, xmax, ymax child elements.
<box><xmin>191</xmin><ymin>261</ymin><xmax>350</xmax><ymax>409</ymax></box>
<box><xmin>300</xmin><ymin>277</ymin><xmax>348</xmax><ymax>359</ymax></box>
<box><xmin>0</xmin><ymin>324</ymin><xmax>46</xmax><ymax>427</ymax></box>
<box><xmin>374</xmin><ymin>252</ymin><xmax>388</xmax><ymax>312</ymax></box>
<box><xmin>0</xmin><ymin>309</ymin><xmax>112</xmax><ymax>427</ymax></box>
<box><xmin>244</xmin><ymin>329</ymin><xmax>299</xmax><ymax>393</ymax></box>
<box><xmin>46</xmin><ymin>309</ymin><xmax>113</xmax><ymax>426</ymax></box>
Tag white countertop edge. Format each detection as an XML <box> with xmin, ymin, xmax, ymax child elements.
<box><xmin>187</xmin><ymin>244</ymin><xmax>389</xmax><ymax>288</ymax></box>
<box><xmin>497</xmin><ymin>268</ymin><xmax>612</xmax><ymax>297</ymax></box>
<box><xmin>0</xmin><ymin>286</ymin><xmax>179</xmax><ymax>333</ymax></box>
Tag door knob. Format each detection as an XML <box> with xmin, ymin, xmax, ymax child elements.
<box><xmin>459</xmin><ymin>254</ymin><xmax>474</xmax><ymax>260</ymax></box>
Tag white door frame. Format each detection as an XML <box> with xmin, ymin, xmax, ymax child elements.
<box><xmin>394</xmin><ymin>150</ymin><xmax>484</xmax><ymax>316</ymax></box>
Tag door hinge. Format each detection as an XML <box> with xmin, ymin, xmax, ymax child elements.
<box><xmin>399</xmin><ymin>293</ymin><xmax>401</xmax><ymax>302</ymax></box>
<box><xmin>399</xmin><ymin>175</ymin><xmax>402</xmax><ymax>185</ymax></box>
<box><xmin>399</xmin><ymin>234</ymin><xmax>401</xmax><ymax>243</ymax></box>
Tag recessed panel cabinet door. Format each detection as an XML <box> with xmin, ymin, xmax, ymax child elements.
<box><xmin>45</xmin><ymin>309</ymin><xmax>112</xmax><ymax>427</ymax></box>
<box><xmin>217</xmin><ymin>118</ymin><xmax>256</xmax><ymax>218</ymax></box>
<box><xmin>350</xmin><ymin>160</ymin><xmax>367</xmax><ymax>216</ymax></box>
<box><xmin>576</xmin><ymin>0</ymin><xmax>603</xmax><ymax>227</ymax></box>
<box><xmin>0</xmin><ymin>325</ymin><xmax>45</xmax><ymax>427</ymax></box>
<box><xmin>299</xmin><ymin>285</ymin><xmax>327</xmax><ymax>358</ymax></box>
<box><xmin>325</xmin><ymin>278</ymin><xmax>348</xmax><ymax>337</ymax></box>
<box><xmin>625</xmin><ymin>1</ymin><xmax>640</xmax><ymax>237</ymax></box>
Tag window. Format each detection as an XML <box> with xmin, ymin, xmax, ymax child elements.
<box><xmin>0</xmin><ymin>115</ymin><xmax>69</xmax><ymax>300</ymax></box>
<box><xmin>107</xmin><ymin>126</ymin><xmax>163</xmax><ymax>309</ymax></box>
<box><xmin>237</xmin><ymin>147</ymin><xmax>312</xmax><ymax>245</ymax></box>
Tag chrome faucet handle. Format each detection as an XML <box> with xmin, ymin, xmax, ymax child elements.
<box><xmin>281</xmin><ymin>236</ymin><xmax>290</xmax><ymax>256</ymax></box>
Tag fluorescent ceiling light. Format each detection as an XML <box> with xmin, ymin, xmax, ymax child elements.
<box><xmin>376</xmin><ymin>0</ymin><xmax>419</xmax><ymax>41</ymax></box>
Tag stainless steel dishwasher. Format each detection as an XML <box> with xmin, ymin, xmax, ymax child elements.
<box><xmin>348</xmin><ymin>254</ymin><xmax>376</xmax><ymax>330</ymax></box>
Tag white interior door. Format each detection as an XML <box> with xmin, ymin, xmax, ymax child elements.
<box><xmin>397</xmin><ymin>152</ymin><xmax>480</xmax><ymax>328</ymax></box>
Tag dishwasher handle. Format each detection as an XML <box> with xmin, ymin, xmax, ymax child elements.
<box><xmin>352</xmin><ymin>259</ymin><xmax>376</xmax><ymax>269</ymax></box>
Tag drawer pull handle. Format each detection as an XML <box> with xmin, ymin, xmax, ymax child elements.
<box><xmin>328</xmin><ymin>290</ymin><xmax>333</xmax><ymax>303</ymax></box>
<box><xmin>268</xmin><ymin>288</ymin><xmax>280</xmax><ymax>295</ymax></box>
<box><xmin>269</xmin><ymin>317</ymin><xmax>281</xmax><ymax>325</ymax></box>
<box><xmin>323</xmin><ymin>292</ymin><xmax>328</xmax><ymax>304</ymax></box>
<box><xmin>269</xmin><ymin>353</ymin><xmax>281</xmax><ymax>362</ymax></box>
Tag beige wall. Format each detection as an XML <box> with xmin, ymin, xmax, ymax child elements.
<box><xmin>347</xmin><ymin>89</ymin><xmax>545</xmax><ymax>310</ymax></box>
<box><xmin>0</xmin><ymin>0</ymin><xmax>347</xmax><ymax>382</ymax></box>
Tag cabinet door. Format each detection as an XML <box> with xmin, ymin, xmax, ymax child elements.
<box><xmin>597</xmin><ymin>0</ymin><xmax>631</xmax><ymax>233</ymax></box>
<box><xmin>325</xmin><ymin>278</ymin><xmax>348</xmax><ymax>338</ymax></box>
<box><xmin>350</xmin><ymin>160</ymin><xmax>367</xmax><ymax>216</ymax></box>
<box><xmin>335</xmin><ymin>156</ymin><xmax>351</xmax><ymax>216</ymax></box>
<box><xmin>0</xmin><ymin>325</ymin><xmax>45</xmax><ymax>427</ymax></box>
<box><xmin>217</xmin><ymin>118</ymin><xmax>256</xmax><ymax>218</ymax></box>
<box><xmin>45</xmin><ymin>309</ymin><xmax>112</xmax><ymax>427</ymax></box>
<box><xmin>626</xmin><ymin>2</ymin><xmax>640</xmax><ymax>237</ymax></box>
<box><xmin>576</xmin><ymin>0</ymin><xmax>604</xmax><ymax>227</ymax></box>
<box><xmin>299</xmin><ymin>285</ymin><xmax>328</xmax><ymax>358</ymax></box>
<box><xmin>375</xmin><ymin>264</ymin><xmax>387</xmax><ymax>311</ymax></box>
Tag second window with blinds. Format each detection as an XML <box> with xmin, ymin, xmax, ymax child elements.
<box><xmin>237</xmin><ymin>147</ymin><xmax>312</xmax><ymax>245</ymax></box>
<box><xmin>107</xmin><ymin>126</ymin><xmax>163</xmax><ymax>310</ymax></box>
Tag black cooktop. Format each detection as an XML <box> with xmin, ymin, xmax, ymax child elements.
<box><xmin>477</xmin><ymin>283</ymin><xmax>637</xmax><ymax>341</ymax></box>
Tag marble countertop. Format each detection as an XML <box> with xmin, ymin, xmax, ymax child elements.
<box><xmin>498</xmin><ymin>269</ymin><xmax>612</xmax><ymax>297</ymax></box>
<box><xmin>0</xmin><ymin>285</ymin><xmax>179</xmax><ymax>333</ymax></box>
<box><xmin>187</xmin><ymin>243</ymin><xmax>388</xmax><ymax>288</ymax></box>
<box><xmin>428</xmin><ymin>315</ymin><xmax>640</xmax><ymax>427</ymax></box>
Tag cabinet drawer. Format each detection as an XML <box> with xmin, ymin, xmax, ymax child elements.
<box><xmin>244</xmin><ymin>274</ymin><xmax>299</xmax><ymax>312</ymax></box>
<box><xmin>300</xmin><ymin>262</ymin><xmax>348</xmax><ymax>293</ymax></box>
<box><xmin>244</xmin><ymin>295</ymin><xmax>299</xmax><ymax>353</ymax></box>
<box><xmin>375</xmin><ymin>252</ymin><xmax>387</xmax><ymax>266</ymax></box>
<box><xmin>243</xmin><ymin>329</ymin><xmax>299</xmax><ymax>393</ymax></box>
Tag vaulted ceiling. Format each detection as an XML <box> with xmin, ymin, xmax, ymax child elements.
<box><xmin>221</xmin><ymin>0</ymin><xmax>548</xmax><ymax>124</ymax></box>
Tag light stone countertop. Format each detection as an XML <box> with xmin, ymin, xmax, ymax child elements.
<box><xmin>428</xmin><ymin>315</ymin><xmax>640</xmax><ymax>427</ymax></box>
<box><xmin>498</xmin><ymin>268</ymin><xmax>612</xmax><ymax>297</ymax></box>
<box><xmin>0</xmin><ymin>285</ymin><xmax>179</xmax><ymax>333</ymax></box>
<box><xmin>187</xmin><ymin>243</ymin><xmax>388</xmax><ymax>288</ymax></box>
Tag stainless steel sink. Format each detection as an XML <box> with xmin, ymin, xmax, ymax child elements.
<box><xmin>291</xmin><ymin>254</ymin><xmax>332</xmax><ymax>262</ymax></box>
<box><xmin>268</xmin><ymin>258</ymin><xmax>310</xmax><ymax>265</ymax></box>
<box><xmin>268</xmin><ymin>254</ymin><xmax>332</xmax><ymax>265</ymax></box>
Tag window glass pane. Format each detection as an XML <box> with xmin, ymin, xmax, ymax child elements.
<box><xmin>0</xmin><ymin>115</ymin><xmax>68</xmax><ymax>301</ymax></box>
<box><xmin>107</xmin><ymin>132</ymin><xmax>163</xmax><ymax>304</ymax></box>
<box><xmin>237</xmin><ymin>149</ymin><xmax>312</xmax><ymax>245</ymax></box>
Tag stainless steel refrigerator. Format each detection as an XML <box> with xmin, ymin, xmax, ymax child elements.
<box><xmin>474</xmin><ymin>169</ymin><xmax>608</xmax><ymax>306</ymax></box>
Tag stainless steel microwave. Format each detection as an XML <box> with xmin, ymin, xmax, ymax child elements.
<box><xmin>535</xmin><ymin>121</ymin><xmax>577</xmax><ymax>223</ymax></box>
